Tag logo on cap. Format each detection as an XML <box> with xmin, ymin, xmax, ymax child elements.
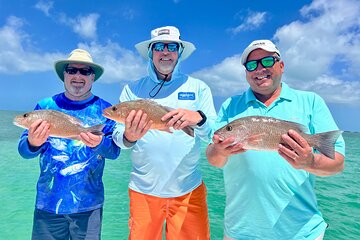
<box><xmin>158</xmin><ymin>29</ymin><xmax>170</xmax><ymax>36</ymax></box>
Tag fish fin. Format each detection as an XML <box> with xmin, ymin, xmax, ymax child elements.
<box><xmin>312</xmin><ymin>130</ymin><xmax>342</xmax><ymax>159</ymax></box>
<box><xmin>87</xmin><ymin>124</ymin><xmax>105</xmax><ymax>136</ymax></box>
<box><xmin>182</xmin><ymin>126</ymin><xmax>195</xmax><ymax>137</ymax></box>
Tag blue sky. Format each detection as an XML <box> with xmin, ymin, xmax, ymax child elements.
<box><xmin>1</xmin><ymin>0</ymin><xmax>359</xmax><ymax>131</ymax></box>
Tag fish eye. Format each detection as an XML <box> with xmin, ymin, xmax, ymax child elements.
<box><xmin>23</xmin><ymin>113</ymin><xmax>29</xmax><ymax>118</ymax></box>
<box><xmin>226</xmin><ymin>125</ymin><xmax>232</xmax><ymax>131</ymax></box>
<box><xmin>112</xmin><ymin>106</ymin><xmax>117</xmax><ymax>111</ymax></box>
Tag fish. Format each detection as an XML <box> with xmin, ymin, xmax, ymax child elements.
<box><xmin>59</xmin><ymin>160</ymin><xmax>90</xmax><ymax>176</ymax></box>
<box><xmin>102</xmin><ymin>99</ymin><xmax>194</xmax><ymax>137</ymax></box>
<box><xmin>13</xmin><ymin>109</ymin><xmax>105</xmax><ymax>140</ymax></box>
<box><xmin>214</xmin><ymin>116</ymin><xmax>342</xmax><ymax>159</ymax></box>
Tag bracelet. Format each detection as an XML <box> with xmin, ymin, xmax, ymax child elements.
<box><xmin>196</xmin><ymin>110</ymin><xmax>207</xmax><ymax>127</ymax></box>
<box><xmin>123</xmin><ymin>134</ymin><xmax>137</xmax><ymax>148</ymax></box>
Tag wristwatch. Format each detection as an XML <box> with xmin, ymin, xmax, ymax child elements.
<box><xmin>196</xmin><ymin>110</ymin><xmax>207</xmax><ymax>127</ymax></box>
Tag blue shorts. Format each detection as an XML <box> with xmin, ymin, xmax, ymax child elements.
<box><xmin>32</xmin><ymin>208</ymin><xmax>103</xmax><ymax>240</ymax></box>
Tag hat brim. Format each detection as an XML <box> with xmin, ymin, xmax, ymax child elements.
<box><xmin>135</xmin><ymin>39</ymin><xmax>196</xmax><ymax>61</ymax></box>
<box><xmin>54</xmin><ymin>60</ymin><xmax>104</xmax><ymax>82</ymax></box>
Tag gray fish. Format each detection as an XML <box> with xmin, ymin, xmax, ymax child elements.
<box><xmin>13</xmin><ymin>109</ymin><xmax>104</xmax><ymax>140</ymax></box>
<box><xmin>215</xmin><ymin>116</ymin><xmax>342</xmax><ymax>159</ymax></box>
<box><xmin>102</xmin><ymin>99</ymin><xmax>194</xmax><ymax>137</ymax></box>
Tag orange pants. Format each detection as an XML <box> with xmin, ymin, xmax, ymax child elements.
<box><xmin>128</xmin><ymin>182</ymin><xmax>210</xmax><ymax>240</ymax></box>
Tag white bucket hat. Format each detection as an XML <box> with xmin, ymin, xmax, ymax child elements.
<box><xmin>54</xmin><ymin>49</ymin><xmax>104</xmax><ymax>81</ymax></box>
<box><xmin>135</xmin><ymin>26</ymin><xmax>196</xmax><ymax>61</ymax></box>
<box><xmin>241</xmin><ymin>40</ymin><xmax>281</xmax><ymax>64</ymax></box>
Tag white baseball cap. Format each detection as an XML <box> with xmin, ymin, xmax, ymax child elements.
<box><xmin>135</xmin><ymin>26</ymin><xmax>196</xmax><ymax>60</ymax></box>
<box><xmin>241</xmin><ymin>40</ymin><xmax>281</xmax><ymax>64</ymax></box>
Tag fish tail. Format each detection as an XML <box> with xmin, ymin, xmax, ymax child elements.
<box><xmin>312</xmin><ymin>130</ymin><xmax>342</xmax><ymax>159</ymax></box>
<box><xmin>182</xmin><ymin>126</ymin><xmax>194</xmax><ymax>137</ymax></box>
<box><xmin>87</xmin><ymin>124</ymin><xmax>105</xmax><ymax>136</ymax></box>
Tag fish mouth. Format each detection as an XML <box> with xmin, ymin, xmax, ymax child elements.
<box><xmin>102</xmin><ymin>111</ymin><xmax>110</xmax><ymax>118</ymax></box>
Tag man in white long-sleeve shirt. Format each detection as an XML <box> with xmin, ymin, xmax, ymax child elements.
<box><xmin>112</xmin><ymin>26</ymin><xmax>216</xmax><ymax>240</ymax></box>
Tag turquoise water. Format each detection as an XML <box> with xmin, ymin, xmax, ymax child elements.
<box><xmin>1</xmin><ymin>110</ymin><xmax>359</xmax><ymax>239</ymax></box>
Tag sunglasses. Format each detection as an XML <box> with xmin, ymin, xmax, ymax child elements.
<box><xmin>244</xmin><ymin>56</ymin><xmax>280</xmax><ymax>72</ymax></box>
<box><xmin>65</xmin><ymin>67</ymin><xmax>94</xmax><ymax>76</ymax></box>
<box><xmin>152</xmin><ymin>42</ymin><xmax>180</xmax><ymax>52</ymax></box>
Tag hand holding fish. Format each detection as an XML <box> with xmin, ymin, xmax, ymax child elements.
<box><xmin>278</xmin><ymin>129</ymin><xmax>315</xmax><ymax>169</ymax></box>
<box><xmin>124</xmin><ymin>110</ymin><xmax>153</xmax><ymax>142</ymax></box>
<box><xmin>79</xmin><ymin>132</ymin><xmax>103</xmax><ymax>148</ymax></box>
<box><xmin>206</xmin><ymin>135</ymin><xmax>246</xmax><ymax>168</ymax></box>
<box><xmin>162</xmin><ymin>108</ymin><xmax>202</xmax><ymax>130</ymax></box>
<box><xmin>27</xmin><ymin>119</ymin><xmax>50</xmax><ymax>147</ymax></box>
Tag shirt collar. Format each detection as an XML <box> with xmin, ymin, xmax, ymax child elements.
<box><xmin>245</xmin><ymin>82</ymin><xmax>293</xmax><ymax>105</ymax></box>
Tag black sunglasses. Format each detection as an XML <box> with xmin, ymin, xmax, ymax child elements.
<box><xmin>244</xmin><ymin>56</ymin><xmax>280</xmax><ymax>72</ymax></box>
<box><xmin>65</xmin><ymin>67</ymin><xmax>94</xmax><ymax>76</ymax></box>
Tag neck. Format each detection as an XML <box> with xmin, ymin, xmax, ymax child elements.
<box><xmin>254</xmin><ymin>85</ymin><xmax>282</xmax><ymax>107</ymax></box>
<box><xmin>155</xmin><ymin>70</ymin><xmax>172</xmax><ymax>81</ymax></box>
<box><xmin>64</xmin><ymin>90</ymin><xmax>93</xmax><ymax>101</ymax></box>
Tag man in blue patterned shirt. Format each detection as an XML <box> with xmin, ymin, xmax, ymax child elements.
<box><xmin>17</xmin><ymin>49</ymin><xmax>120</xmax><ymax>240</ymax></box>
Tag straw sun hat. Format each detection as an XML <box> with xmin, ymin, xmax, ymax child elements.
<box><xmin>135</xmin><ymin>26</ymin><xmax>196</xmax><ymax>61</ymax></box>
<box><xmin>54</xmin><ymin>49</ymin><xmax>104</xmax><ymax>81</ymax></box>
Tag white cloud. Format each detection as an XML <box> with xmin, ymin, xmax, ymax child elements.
<box><xmin>229</xmin><ymin>11</ymin><xmax>267</xmax><ymax>34</ymax></box>
<box><xmin>0</xmin><ymin>16</ymin><xmax>62</xmax><ymax>73</ymax></box>
<box><xmin>195</xmin><ymin>0</ymin><xmax>360</xmax><ymax>105</ymax></box>
<box><xmin>35</xmin><ymin>3</ymin><xmax>99</xmax><ymax>40</ymax></box>
<box><xmin>274</xmin><ymin>0</ymin><xmax>360</xmax><ymax>104</ymax></box>
<box><xmin>77</xmin><ymin>41</ymin><xmax>146</xmax><ymax>83</ymax></box>
<box><xmin>59</xmin><ymin>13</ymin><xmax>99</xmax><ymax>40</ymax></box>
<box><xmin>192</xmin><ymin>55</ymin><xmax>248</xmax><ymax>97</ymax></box>
<box><xmin>35</xmin><ymin>1</ymin><xmax>54</xmax><ymax>16</ymax></box>
<box><xmin>122</xmin><ymin>8</ymin><xmax>137</xmax><ymax>21</ymax></box>
<box><xmin>0</xmin><ymin>16</ymin><xmax>146</xmax><ymax>82</ymax></box>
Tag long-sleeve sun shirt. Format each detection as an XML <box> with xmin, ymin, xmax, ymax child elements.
<box><xmin>113</xmin><ymin>61</ymin><xmax>216</xmax><ymax>197</ymax></box>
<box><xmin>18</xmin><ymin>93</ymin><xmax>120</xmax><ymax>214</ymax></box>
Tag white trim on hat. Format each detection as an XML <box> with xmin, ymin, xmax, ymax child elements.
<box><xmin>135</xmin><ymin>26</ymin><xmax>196</xmax><ymax>61</ymax></box>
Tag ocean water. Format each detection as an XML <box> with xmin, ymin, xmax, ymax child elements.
<box><xmin>1</xmin><ymin>110</ymin><xmax>359</xmax><ymax>239</ymax></box>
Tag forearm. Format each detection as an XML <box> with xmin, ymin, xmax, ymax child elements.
<box><xmin>304</xmin><ymin>152</ymin><xmax>344</xmax><ymax>176</ymax></box>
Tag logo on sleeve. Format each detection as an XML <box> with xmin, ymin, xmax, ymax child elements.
<box><xmin>178</xmin><ymin>92</ymin><xmax>195</xmax><ymax>100</ymax></box>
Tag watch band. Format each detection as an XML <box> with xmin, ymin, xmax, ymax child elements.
<box><xmin>196</xmin><ymin>110</ymin><xmax>207</xmax><ymax>127</ymax></box>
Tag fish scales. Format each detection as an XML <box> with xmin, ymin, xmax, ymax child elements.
<box><xmin>102</xmin><ymin>99</ymin><xmax>194</xmax><ymax>137</ymax></box>
<box><xmin>215</xmin><ymin>116</ymin><xmax>342</xmax><ymax>159</ymax></box>
<box><xmin>13</xmin><ymin>110</ymin><xmax>104</xmax><ymax>139</ymax></box>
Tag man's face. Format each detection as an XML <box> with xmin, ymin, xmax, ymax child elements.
<box><xmin>245</xmin><ymin>48</ymin><xmax>284</xmax><ymax>96</ymax></box>
<box><xmin>63</xmin><ymin>63</ymin><xmax>95</xmax><ymax>101</ymax></box>
<box><xmin>152</xmin><ymin>42</ymin><xmax>179</xmax><ymax>78</ymax></box>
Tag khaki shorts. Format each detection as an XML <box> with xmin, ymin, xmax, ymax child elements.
<box><xmin>128</xmin><ymin>182</ymin><xmax>210</xmax><ymax>240</ymax></box>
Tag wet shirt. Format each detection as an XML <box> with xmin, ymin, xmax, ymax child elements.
<box><xmin>18</xmin><ymin>93</ymin><xmax>120</xmax><ymax>214</ymax></box>
<box><xmin>216</xmin><ymin>82</ymin><xmax>345</xmax><ymax>239</ymax></box>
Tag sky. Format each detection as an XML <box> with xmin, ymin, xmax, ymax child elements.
<box><xmin>0</xmin><ymin>0</ymin><xmax>359</xmax><ymax>131</ymax></box>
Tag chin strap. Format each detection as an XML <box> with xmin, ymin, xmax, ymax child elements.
<box><xmin>148</xmin><ymin>74</ymin><xmax>169</xmax><ymax>98</ymax></box>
